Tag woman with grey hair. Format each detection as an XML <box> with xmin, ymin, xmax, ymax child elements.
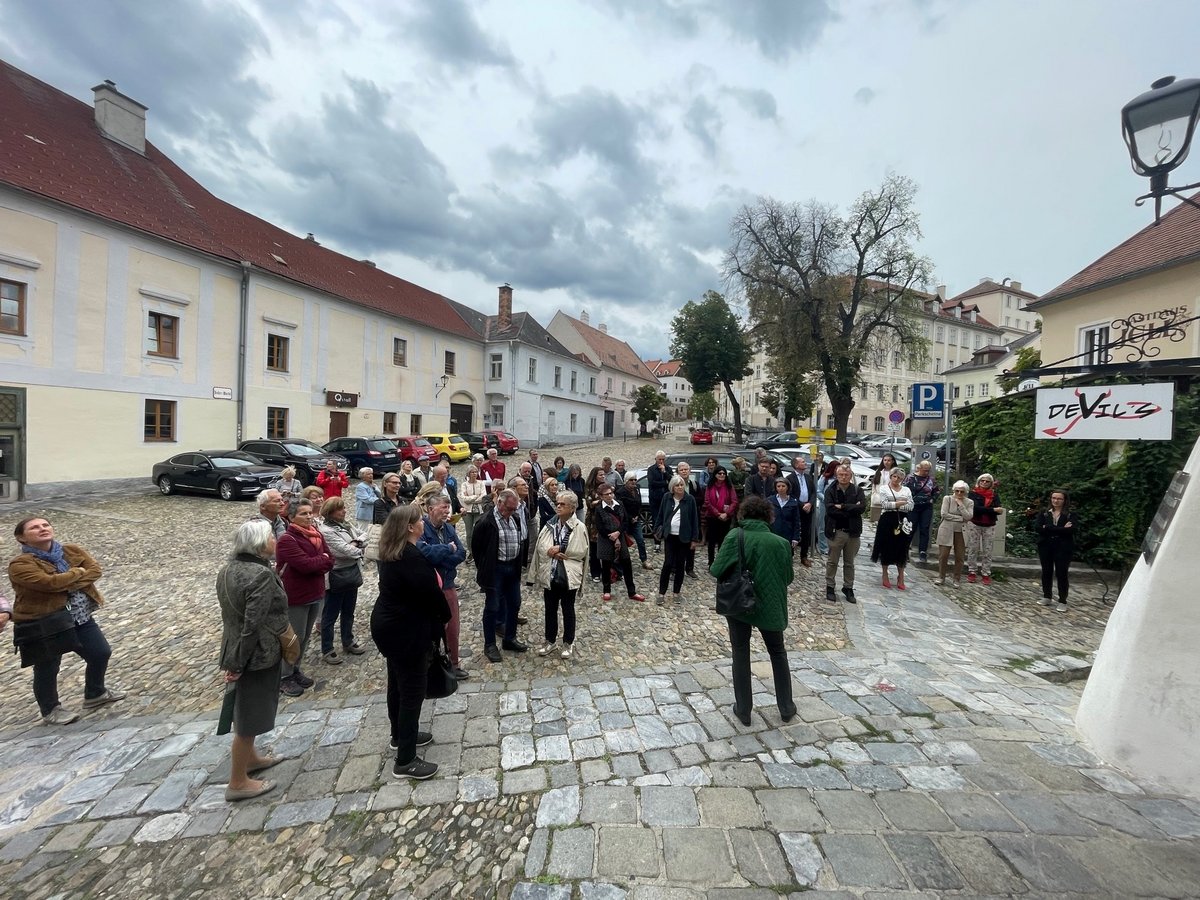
<box><xmin>270</xmin><ymin>466</ymin><xmax>304</xmax><ymax>519</ymax></box>
<box><xmin>532</xmin><ymin>489</ymin><xmax>589</xmax><ymax>658</ymax></box>
<box><xmin>217</xmin><ymin>519</ymin><xmax>292</xmax><ymax>801</ymax></box>
<box><xmin>934</xmin><ymin>481</ymin><xmax>971</xmax><ymax>585</ymax></box>
<box><xmin>354</xmin><ymin>468</ymin><xmax>379</xmax><ymax>524</ymax></box>
<box><xmin>656</xmin><ymin>474</ymin><xmax>700</xmax><ymax>605</ymax></box>
<box><xmin>458</xmin><ymin>465</ymin><xmax>487</xmax><ymax>558</ymax></box>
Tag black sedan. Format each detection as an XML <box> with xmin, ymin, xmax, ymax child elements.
<box><xmin>744</xmin><ymin>431</ymin><xmax>803</xmax><ymax>449</ymax></box>
<box><xmin>459</xmin><ymin>431</ymin><xmax>499</xmax><ymax>455</ymax></box>
<box><xmin>153</xmin><ymin>451</ymin><xmax>283</xmax><ymax>501</ymax></box>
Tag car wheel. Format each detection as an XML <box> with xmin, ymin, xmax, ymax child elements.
<box><xmin>157</xmin><ymin>475</ymin><xmax>174</xmax><ymax>496</ymax></box>
<box><xmin>295</xmin><ymin>469</ymin><xmax>311</xmax><ymax>487</ymax></box>
<box><xmin>219</xmin><ymin>480</ymin><xmax>237</xmax><ymax>501</ymax></box>
<box><xmin>440</xmin><ymin>453</ymin><xmax>451</xmax><ymax>463</ymax></box>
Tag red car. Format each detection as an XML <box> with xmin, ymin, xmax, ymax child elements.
<box><xmin>690</xmin><ymin>428</ymin><xmax>714</xmax><ymax>445</ymax></box>
<box><xmin>482</xmin><ymin>429</ymin><xmax>520</xmax><ymax>455</ymax></box>
<box><xmin>393</xmin><ymin>436</ymin><xmax>439</xmax><ymax>464</ymax></box>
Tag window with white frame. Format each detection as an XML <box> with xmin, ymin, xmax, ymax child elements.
<box><xmin>528</xmin><ymin>357</ymin><xmax>537</xmax><ymax>382</ymax></box>
<box><xmin>571</xmin><ymin>370</ymin><xmax>578</xmax><ymax>392</ymax></box>
<box><xmin>590</xmin><ymin>417</ymin><xmax>597</xmax><ymax>435</ymax></box>
<box><xmin>0</xmin><ymin>279</ymin><xmax>27</xmax><ymax>335</ymax></box>
<box><xmin>892</xmin><ymin>351</ymin><xmax>901</xmax><ymax>369</ymax></box>
<box><xmin>949</xmin><ymin>327</ymin><xmax>957</xmax><ymax>345</ymax></box>
<box><xmin>1081</xmin><ymin>325</ymin><xmax>1111</xmax><ymax>367</ymax></box>
<box><xmin>588</xmin><ymin>376</ymin><xmax>595</xmax><ymax>394</ymax></box>
<box><xmin>876</xmin><ymin>384</ymin><xmax>885</xmax><ymax>401</ymax></box>
<box><xmin>935</xmin><ymin>359</ymin><xmax>943</xmax><ymax>374</ymax></box>
<box><xmin>860</xmin><ymin>415</ymin><xmax>868</xmax><ymax>430</ymax></box>
<box><xmin>489</xmin><ymin>353</ymin><xmax>503</xmax><ymax>380</ymax></box>
<box><xmin>960</xmin><ymin>330</ymin><xmax>969</xmax><ymax>348</ymax></box>
<box><xmin>266</xmin><ymin>333</ymin><xmax>289</xmax><ymax>372</ymax></box>
<box><xmin>606</xmin><ymin>376</ymin><xmax>613</xmax><ymax>392</ymax></box>
<box><xmin>966</xmin><ymin>384</ymin><xmax>975</xmax><ymax>398</ymax></box>
<box><xmin>444</xmin><ymin>351</ymin><xmax>456</xmax><ymax>376</ymax></box>
<box><xmin>569</xmin><ymin>413</ymin><xmax>577</xmax><ymax>433</ymax></box>
<box><xmin>974</xmin><ymin>334</ymin><xmax>983</xmax><ymax>349</ymax></box>
<box><xmin>393</xmin><ymin>337</ymin><xmax>407</xmax><ymax>367</ymax></box>
<box><xmin>554</xmin><ymin>366</ymin><xmax>562</xmax><ymax>388</ymax></box>
<box><xmin>147</xmin><ymin>311</ymin><xmax>179</xmax><ymax>359</ymax></box>
<box><xmin>980</xmin><ymin>383</ymin><xmax>990</xmax><ymax>397</ymax></box>
<box><xmin>874</xmin><ymin>416</ymin><xmax>885</xmax><ymax>431</ymax></box>
<box><xmin>892</xmin><ymin>385</ymin><xmax>899</xmax><ymax>403</ymax></box>
<box><xmin>490</xmin><ymin>404</ymin><xmax>504</xmax><ymax>426</ymax></box>
<box><xmin>936</xmin><ymin>325</ymin><xmax>945</xmax><ymax>342</ymax></box>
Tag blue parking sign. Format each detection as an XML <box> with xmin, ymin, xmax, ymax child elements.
<box><xmin>911</xmin><ymin>383</ymin><xmax>944</xmax><ymax>420</ymax></box>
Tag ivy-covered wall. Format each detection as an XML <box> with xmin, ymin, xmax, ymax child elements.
<box><xmin>952</xmin><ymin>377</ymin><xmax>1199</xmax><ymax>570</ymax></box>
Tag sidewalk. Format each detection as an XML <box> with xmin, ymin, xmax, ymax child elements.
<box><xmin>1</xmin><ymin>560</ymin><xmax>1198</xmax><ymax>897</ymax></box>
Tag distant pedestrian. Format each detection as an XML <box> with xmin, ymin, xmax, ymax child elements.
<box><xmin>823</xmin><ymin>465</ymin><xmax>865</xmax><ymax>604</ymax></box>
<box><xmin>316</xmin><ymin>460</ymin><xmax>349</xmax><ymax>503</ymax></box>
<box><xmin>354</xmin><ymin>468</ymin><xmax>380</xmax><ymax>524</ymax></box>
<box><xmin>966</xmin><ymin>474</ymin><xmax>1000</xmax><ymax>585</ymax></box>
<box><xmin>1035</xmin><ymin>489</ymin><xmax>1077</xmax><ymax>610</ymax></box>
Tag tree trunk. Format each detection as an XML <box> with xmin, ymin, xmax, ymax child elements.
<box><xmin>724</xmin><ymin>380</ymin><xmax>744</xmax><ymax>443</ymax></box>
<box><xmin>830</xmin><ymin>392</ymin><xmax>855</xmax><ymax>442</ymax></box>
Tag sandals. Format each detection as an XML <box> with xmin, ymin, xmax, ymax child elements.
<box><xmin>247</xmin><ymin>755</ymin><xmax>283</xmax><ymax>774</ymax></box>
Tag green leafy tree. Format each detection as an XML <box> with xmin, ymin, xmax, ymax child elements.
<box><xmin>687</xmin><ymin>391</ymin><xmax>717</xmax><ymax>422</ymax></box>
<box><xmin>670</xmin><ymin>291</ymin><xmax>754</xmax><ymax>442</ymax></box>
<box><xmin>997</xmin><ymin>346</ymin><xmax>1042</xmax><ymax>394</ymax></box>
<box><xmin>725</xmin><ymin>173</ymin><xmax>932</xmax><ymax>440</ymax></box>
<box><xmin>631</xmin><ymin>384</ymin><xmax>666</xmax><ymax>435</ymax></box>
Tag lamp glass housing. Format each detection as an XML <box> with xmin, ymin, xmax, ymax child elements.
<box><xmin>1121</xmin><ymin>76</ymin><xmax>1200</xmax><ymax>176</ymax></box>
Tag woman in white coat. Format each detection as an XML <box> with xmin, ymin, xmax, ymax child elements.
<box><xmin>934</xmin><ymin>481</ymin><xmax>971</xmax><ymax>585</ymax></box>
<box><xmin>531</xmin><ymin>489</ymin><xmax>590</xmax><ymax>659</ymax></box>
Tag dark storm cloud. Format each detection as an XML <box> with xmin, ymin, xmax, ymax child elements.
<box><xmin>684</xmin><ymin>96</ymin><xmax>723</xmax><ymax>158</ymax></box>
<box><xmin>601</xmin><ymin>0</ymin><xmax>836</xmax><ymax>61</ymax></box>
<box><xmin>402</xmin><ymin>0</ymin><xmax>515</xmax><ymax>70</ymax></box>
<box><xmin>719</xmin><ymin>86</ymin><xmax>779</xmax><ymax>121</ymax></box>
<box><xmin>0</xmin><ymin>0</ymin><xmax>269</xmax><ymax>157</ymax></box>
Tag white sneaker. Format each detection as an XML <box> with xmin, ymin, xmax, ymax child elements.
<box><xmin>537</xmin><ymin>642</ymin><xmax>555</xmax><ymax>656</ymax></box>
<box><xmin>1039</xmin><ymin>596</ymin><xmax>1052</xmax><ymax>606</ymax></box>
<box><xmin>1055</xmin><ymin>601</ymin><xmax>1068</xmax><ymax>612</ymax></box>
<box><xmin>560</xmin><ymin>644</ymin><xmax>573</xmax><ymax>659</ymax></box>
<box><xmin>656</xmin><ymin>595</ymin><xmax>666</xmax><ymax>606</ymax></box>
<box><xmin>42</xmin><ymin>705</ymin><xmax>80</xmax><ymax>726</ymax></box>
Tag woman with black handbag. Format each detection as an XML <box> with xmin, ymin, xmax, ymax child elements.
<box><xmin>532</xmin><ymin>489</ymin><xmax>589</xmax><ymax>659</ymax></box>
<box><xmin>318</xmin><ymin>496</ymin><xmax>367</xmax><ymax>666</ymax></box>
<box><xmin>371</xmin><ymin>503</ymin><xmax>451</xmax><ymax>781</ymax></box>
<box><xmin>8</xmin><ymin>516</ymin><xmax>125</xmax><ymax>725</ymax></box>
<box><xmin>871</xmin><ymin>467</ymin><xmax>915</xmax><ymax>590</ymax></box>
<box><xmin>709</xmin><ymin>496</ymin><xmax>795</xmax><ymax>727</ymax></box>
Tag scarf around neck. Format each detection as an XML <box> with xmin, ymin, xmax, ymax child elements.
<box><xmin>22</xmin><ymin>541</ymin><xmax>70</xmax><ymax>573</ymax></box>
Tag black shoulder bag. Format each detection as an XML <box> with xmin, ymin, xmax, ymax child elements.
<box><xmin>714</xmin><ymin>529</ymin><xmax>758</xmax><ymax>619</ymax></box>
<box><xmin>425</xmin><ymin>631</ymin><xmax>459</xmax><ymax>699</ymax></box>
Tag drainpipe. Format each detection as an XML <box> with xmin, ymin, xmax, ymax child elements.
<box><xmin>236</xmin><ymin>261</ymin><xmax>251</xmax><ymax>443</ymax></box>
<box><xmin>509</xmin><ymin>340</ymin><xmax>517</xmax><ymax>433</ymax></box>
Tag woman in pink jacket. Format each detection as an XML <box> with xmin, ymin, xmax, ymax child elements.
<box><xmin>274</xmin><ymin>499</ymin><xmax>334</xmax><ymax>697</ymax></box>
<box><xmin>702</xmin><ymin>466</ymin><xmax>739</xmax><ymax>567</ymax></box>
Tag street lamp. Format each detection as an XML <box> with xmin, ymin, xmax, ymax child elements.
<box><xmin>1121</xmin><ymin>75</ymin><xmax>1200</xmax><ymax>221</ymax></box>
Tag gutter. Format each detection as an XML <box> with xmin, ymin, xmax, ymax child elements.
<box><xmin>236</xmin><ymin>261</ymin><xmax>250</xmax><ymax>443</ymax></box>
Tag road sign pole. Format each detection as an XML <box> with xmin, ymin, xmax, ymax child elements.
<box><xmin>944</xmin><ymin>393</ymin><xmax>955</xmax><ymax>496</ymax></box>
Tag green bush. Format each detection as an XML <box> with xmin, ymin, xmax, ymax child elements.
<box><xmin>952</xmin><ymin>377</ymin><xmax>1199</xmax><ymax>571</ymax></box>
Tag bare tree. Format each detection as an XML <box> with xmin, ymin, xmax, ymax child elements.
<box><xmin>725</xmin><ymin>174</ymin><xmax>932</xmax><ymax>440</ymax></box>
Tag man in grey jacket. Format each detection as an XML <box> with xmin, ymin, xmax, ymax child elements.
<box><xmin>249</xmin><ymin>489</ymin><xmax>287</xmax><ymax>545</ymax></box>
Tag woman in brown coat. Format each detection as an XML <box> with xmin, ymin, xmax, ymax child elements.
<box><xmin>8</xmin><ymin>516</ymin><xmax>125</xmax><ymax>725</ymax></box>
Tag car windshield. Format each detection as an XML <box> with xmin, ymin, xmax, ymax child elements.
<box><xmin>413</xmin><ymin>439</ymin><xmax>433</xmax><ymax>448</ymax></box>
<box><xmin>367</xmin><ymin>440</ymin><xmax>396</xmax><ymax>451</ymax></box>
<box><xmin>283</xmin><ymin>442</ymin><xmax>323</xmax><ymax>457</ymax></box>
<box><xmin>209</xmin><ymin>452</ymin><xmax>261</xmax><ymax>468</ymax></box>
<box><xmin>449</xmin><ymin>435</ymin><xmax>466</xmax><ymax>443</ymax></box>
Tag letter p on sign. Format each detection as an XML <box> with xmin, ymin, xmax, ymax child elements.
<box><xmin>911</xmin><ymin>382</ymin><xmax>944</xmax><ymax>419</ymax></box>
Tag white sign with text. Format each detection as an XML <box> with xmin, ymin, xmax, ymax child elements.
<box><xmin>1035</xmin><ymin>383</ymin><xmax>1174</xmax><ymax>441</ymax></box>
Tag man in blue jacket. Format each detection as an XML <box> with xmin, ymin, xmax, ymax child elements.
<box><xmin>416</xmin><ymin>494</ymin><xmax>469</xmax><ymax>679</ymax></box>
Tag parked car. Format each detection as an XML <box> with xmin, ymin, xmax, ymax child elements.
<box><xmin>863</xmin><ymin>436</ymin><xmax>913</xmax><ymax>451</ymax></box>
<box><xmin>424</xmin><ymin>433</ymin><xmax>471</xmax><ymax>463</ymax></box>
<box><xmin>392</xmin><ymin>435</ymin><xmax>440</xmax><ymax>465</ymax></box>
<box><xmin>744</xmin><ymin>431</ymin><xmax>803</xmax><ymax>449</ymax></box>
<box><xmin>459</xmin><ymin>432</ymin><xmax>498</xmax><ymax>455</ymax></box>
<box><xmin>702</xmin><ymin>420</ymin><xmax>730</xmax><ymax>433</ymax></box>
<box><xmin>323</xmin><ymin>436</ymin><xmax>402</xmax><ymax>475</ymax></box>
<box><xmin>690</xmin><ymin>428</ymin><xmax>714</xmax><ymax>445</ymax></box>
<box><xmin>932</xmin><ymin>438</ymin><xmax>957</xmax><ymax>461</ymax></box>
<box><xmin>237</xmin><ymin>439</ymin><xmax>348</xmax><ymax>486</ymax></box>
<box><xmin>153</xmin><ymin>450</ymin><xmax>282</xmax><ymax>501</ymax></box>
<box><xmin>481</xmin><ymin>429</ymin><xmax>520</xmax><ymax>455</ymax></box>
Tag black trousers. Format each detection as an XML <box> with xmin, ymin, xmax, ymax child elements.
<box><xmin>386</xmin><ymin>645</ymin><xmax>431</xmax><ymax>765</ymax></box>
<box><xmin>544</xmin><ymin>586</ymin><xmax>577</xmax><ymax>644</ymax></box>
<box><xmin>601</xmin><ymin>551</ymin><xmax>637</xmax><ymax>596</ymax></box>
<box><xmin>1038</xmin><ymin>542</ymin><xmax>1073</xmax><ymax>601</ymax></box>
<box><xmin>659</xmin><ymin>535</ymin><xmax>688</xmax><ymax>595</ymax></box>
<box><xmin>727</xmin><ymin>617</ymin><xmax>794</xmax><ymax>718</ymax></box>
<box><xmin>707</xmin><ymin>517</ymin><xmax>732</xmax><ymax>566</ymax></box>
<box><xmin>797</xmin><ymin>509</ymin><xmax>813</xmax><ymax>561</ymax></box>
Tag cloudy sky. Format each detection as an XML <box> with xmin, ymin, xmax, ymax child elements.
<box><xmin>4</xmin><ymin>0</ymin><xmax>1199</xmax><ymax>357</ymax></box>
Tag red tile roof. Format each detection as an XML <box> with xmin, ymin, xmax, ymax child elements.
<box><xmin>1034</xmin><ymin>192</ymin><xmax>1200</xmax><ymax>306</ymax></box>
<box><xmin>0</xmin><ymin>60</ymin><xmax>480</xmax><ymax>341</ymax></box>
<box><xmin>861</xmin><ymin>279</ymin><xmax>1002</xmax><ymax>331</ymax></box>
<box><xmin>557</xmin><ymin>313</ymin><xmax>660</xmax><ymax>382</ymax></box>
<box><xmin>647</xmin><ymin>359</ymin><xmax>683</xmax><ymax>377</ymax></box>
<box><xmin>949</xmin><ymin>279</ymin><xmax>1038</xmax><ymax>303</ymax></box>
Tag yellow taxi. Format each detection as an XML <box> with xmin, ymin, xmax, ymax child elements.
<box><xmin>424</xmin><ymin>433</ymin><xmax>471</xmax><ymax>463</ymax></box>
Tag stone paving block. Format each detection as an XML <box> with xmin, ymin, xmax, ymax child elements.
<box><xmin>301</xmin><ymin>744</ymin><xmax>349</xmax><ymax>771</ymax></box>
<box><xmin>789</xmin><ymin>745</ymin><xmax>829</xmax><ymax>765</ymax></box>
<box><xmin>843</xmin><ymin>764</ymin><xmax>906</xmax><ymax>791</ymax></box>
<box><xmin>670</xmin><ymin>723</ymin><xmax>710</xmax><ymax>745</ymax></box>
<box><xmin>1078</xmin><ymin>767</ymin><xmax>1143</xmax><ymax>794</ymax></box>
<box><xmin>882</xmin><ymin>833</ymin><xmax>963</xmax><ymax>891</ymax></box>
<box><xmin>640</xmin><ymin>785</ymin><xmax>699</xmax><ymax>826</ymax></box>
<box><xmin>372</xmin><ymin>782</ymin><xmax>412</xmax><ymax>811</ymax></box>
<box><xmin>920</xmin><ymin>740</ymin><xmax>981</xmax><ymax>765</ymax></box>
<box><xmin>730</xmin><ymin>829</ymin><xmax>793</xmax><ymax>887</ymax></box>
<box><xmin>932</xmin><ymin>791</ymin><xmax>1023</xmax><ymax>832</ymax></box>
<box><xmin>597</xmin><ymin>825</ymin><xmax>660</xmax><ymax>877</ymax></box>
<box><xmin>524</xmin><ymin>827</ymin><xmax>549</xmax><ymax>877</ymax></box>
<box><xmin>663</xmin><ymin>827</ymin><xmax>734</xmax><ymax>884</ymax></box>
<box><xmin>958</xmin><ymin>762</ymin><xmax>1043</xmax><ymax>792</ymax></box>
<box><xmin>1062</xmin><ymin>834</ymin><xmax>1197</xmax><ymax>899</ymax></box>
<box><xmin>818</xmin><ymin>833</ymin><xmax>905</xmax><ymax>889</ymax></box>
<box><xmin>863</xmin><ymin>742</ymin><xmax>926</xmax><ymax>765</ymax></box>
<box><xmin>710</xmin><ymin>761</ymin><xmax>768</xmax><ymax>788</ymax></box>
<box><xmin>634</xmin><ymin>774</ymin><xmax>671</xmax><ymax>787</ymax></box>
<box><xmin>286</xmin><ymin>768</ymin><xmax>338</xmax><ymax>802</ymax></box>
<box><xmin>410</xmin><ymin>778</ymin><xmax>458</xmax><ymax>806</ymax></box>
<box><xmin>464</xmin><ymin>717</ymin><xmax>500</xmax><ymax>747</ymax></box>
<box><xmin>43</xmin><ymin>803</ymin><xmax>92</xmax><ymax>826</ymax></box>
<box><xmin>995</xmin><ymin>791</ymin><xmax>1097</xmax><ymax>836</ymax></box>
<box><xmin>511</xmin><ymin>883</ymin><xmax>571</xmax><ymax>900</ymax></box>
<box><xmin>777</xmin><ymin>832</ymin><xmax>823</xmax><ymax>887</ymax></box>
<box><xmin>1138</xmin><ymin>839</ymin><xmax>1200</xmax><ymax>893</ymax></box>
<box><xmin>500</xmin><ymin>714</ymin><xmax>534</xmax><ymax>736</ymax></box>
<box><xmin>87</xmin><ymin>817</ymin><xmax>141</xmax><ymax>848</ymax></box>
<box><xmin>697</xmin><ymin>787</ymin><xmax>763</xmax><ymax>827</ymax></box>
<box><xmin>458</xmin><ymin>774</ymin><xmax>499</xmax><ymax>802</ymax></box>
<box><xmin>1059</xmin><ymin>792</ymin><xmax>1164</xmax><ymax>839</ymax></box>
<box><xmin>581</xmin><ymin>785</ymin><xmax>638</xmax><ymax>824</ymax></box>
<box><xmin>459</xmin><ymin>745</ymin><xmax>500</xmax><ymax>773</ymax></box>
<box><xmin>873</xmin><ymin>791</ymin><xmax>955</xmax><ymax>832</ymax></box>
<box><xmin>580</xmin><ymin>759</ymin><xmax>612</xmax><ymax>784</ymax></box>
<box><xmin>988</xmin><ymin>833</ymin><xmax>1100</xmax><ymax>893</ymax></box>
<box><xmin>1026</xmin><ymin>741</ymin><xmax>1100</xmax><ymax>768</ymax></box>
<box><xmin>666</xmin><ymin>766</ymin><xmax>711</xmax><ymax>787</ymax></box>
<box><xmin>182</xmin><ymin>810</ymin><xmax>229</xmax><ymax>839</ymax></box>
<box><xmin>90</xmin><ymin>784</ymin><xmax>153</xmax><ymax>819</ymax></box>
<box><xmin>1123</xmin><ymin>798</ymin><xmax>1200</xmax><ymax>838</ymax></box>
<box><xmin>763</xmin><ymin>762</ymin><xmax>808</xmax><ymax>788</ymax></box>
<box><xmin>502</xmin><ymin>734</ymin><xmax>536</xmax><ymax>770</ymax></box>
<box><xmin>803</xmin><ymin>764</ymin><xmax>850</xmax><ymax>790</ymax></box>
<box><xmin>264</xmin><ymin>797</ymin><xmax>336</xmax><ymax>830</ymax></box>
<box><xmin>793</xmin><ymin>696</ymin><xmax>840</xmax><ymax>723</ymax></box>
<box><xmin>643</xmin><ymin>749</ymin><xmax>677</xmax><ymax>774</ymax></box>
<box><xmin>41</xmin><ymin>821</ymin><xmax>99</xmax><ymax>853</ymax></box>
<box><xmin>550</xmin><ymin>762</ymin><xmax>579</xmax><ymax>787</ymax></box>
<box><xmin>536</xmin><ymin>734</ymin><xmax>572</xmax><ymax>762</ymax></box>
<box><xmin>821</xmin><ymin>692</ymin><xmax>867</xmax><ymax>717</ymax></box>
<box><xmin>335</xmin><ymin>753</ymin><xmax>379</xmax><ymax>793</ymax></box>
<box><xmin>814</xmin><ymin>790</ymin><xmax>888</xmax><ymax>831</ymax></box>
<box><xmin>225</xmin><ymin>804</ymin><xmax>269</xmax><ymax>833</ymax></box>
<box><xmin>547</xmin><ymin>826</ymin><xmax>595</xmax><ymax>879</ymax></box>
<box><xmin>757</xmin><ymin>789</ymin><xmax>823</xmax><ymax>831</ymax></box>
<box><xmin>138</xmin><ymin>769</ymin><xmax>204</xmax><ymax>814</ymax></box>
<box><xmin>605</xmin><ymin>727</ymin><xmax>642</xmax><ymax>754</ymax></box>
<box><xmin>673</xmin><ymin>744</ymin><xmax>707</xmax><ymax>768</ymax></box>
<box><xmin>698</xmin><ymin>711</ymin><xmax>737</xmax><ymax>740</ymax></box>
<box><xmin>611</xmin><ymin>754</ymin><xmax>645</xmax><ymax>778</ymax></box>
<box><xmin>536</xmin><ymin>786</ymin><xmax>581</xmax><ymax>827</ymax></box>
<box><xmin>134</xmin><ymin>812</ymin><xmax>191</xmax><ymax>843</ymax></box>
<box><xmin>59</xmin><ymin>773</ymin><xmax>125</xmax><ymax>804</ymax></box>
<box><xmin>896</xmin><ymin>765</ymin><xmax>967</xmax><ymax>791</ymax></box>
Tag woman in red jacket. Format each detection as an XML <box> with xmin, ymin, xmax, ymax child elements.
<box><xmin>702</xmin><ymin>466</ymin><xmax>739</xmax><ymax>566</ymax></box>
<box><xmin>275</xmin><ymin>499</ymin><xmax>334</xmax><ymax>697</ymax></box>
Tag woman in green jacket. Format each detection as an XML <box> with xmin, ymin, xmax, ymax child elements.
<box><xmin>709</xmin><ymin>495</ymin><xmax>796</xmax><ymax>726</ymax></box>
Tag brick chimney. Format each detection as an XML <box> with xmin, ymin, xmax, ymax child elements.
<box><xmin>498</xmin><ymin>283</ymin><xmax>513</xmax><ymax>332</ymax></box>
<box><xmin>92</xmin><ymin>80</ymin><xmax>146</xmax><ymax>154</ymax></box>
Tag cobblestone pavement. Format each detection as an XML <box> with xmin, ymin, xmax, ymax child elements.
<box><xmin>3</xmin><ymin>438</ymin><xmax>1197</xmax><ymax>898</ymax></box>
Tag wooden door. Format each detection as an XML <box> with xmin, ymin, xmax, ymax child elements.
<box><xmin>329</xmin><ymin>411</ymin><xmax>349</xmax><ymax>441</ymax></box>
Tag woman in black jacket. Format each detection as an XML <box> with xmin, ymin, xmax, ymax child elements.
<box><xmin>1035</xmin><ymin>489</ymin><xmax>1077</xmax><ymax>610</ymax></box>
<box><xmin>370</xmin><ymin>503</ymin><xmax>450</xmax><ymax>781</ymax></box>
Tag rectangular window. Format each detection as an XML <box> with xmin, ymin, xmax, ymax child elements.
<box><xmin>960</xmin><ymin>330</ymin><xmax>969</xmax><ymax>348</ymax></box>
<box><xmin>444</xmin><ymin>351</ymin><xmax>456</xmax><ymax>376</ymax></box>
<box><xmin>935</xmin><ymin>359</ymin><xmax>943</xmax><ymax>374</ymax></box>
<box><xmin>935</xmin><ymin>325</ymin><xmax>945</xmax><ymax>342</ymax></box>
<box><xmin>410</xmin><ymin>414</ymin><xmax>422</xmax><ymax>434</ymax></box>
<box><xmin>569</xmin><ymin>413</ymin><xmax>578</xmax><ymax>433</ymax></box>
<box><xmin>0</xmin><ymin>279</ymin><xmax>26</xmax><ymax>335</ymax></box>
<box><xmin>490</xmin><ymin>405</ymin><xmax>504</xmax><ymax>427</ymax></box>
<box><xmin>874</xmin><ymin>415</ymin><xmax>885</xmax><ymax>431</ymax></box>
<box><xmin>490</xmin><ymin>353</ymin><xmax>503</xmax><ymax>380</ymax></box>
<box><xmin>147</xmin><ymin>311</ymin><xmax>179</xmax><ymax>359</ymax></box>
<box><xmin>528</xmin><ymin>357</ymin><xmax>537</xmax><ymax>382</ymax></box>
<box><xmin>144</xmin><ymin>399</ymin><xmax>176</xmax><ymax>441</ymax></box>
<box><xmin>966</xmin><ymin>384</ymin><xmax>975</xmax><ymax>398</ymax></box>
<box><xmin>607</xmin><ymin>376</ymin><xmax>613</xmax><ymax>392</ymax></box>
<box><xmin>953</xmin><ymin>386</ymin><xmax>960</xmax><ymax>399</ymax></box>
<box><xmin>891</xmin><ymin>351</ymin><xmax>901</xmax><ymax>369</ymax></box>
<box><xmin>974</xmin><ymin>334</ymin><xmax>983</xmax><ymax>349</ymax></box>
<box><xmin>949</xmin><ymin>327</ymin><xmax>957</xmax><ymax>346</ymax></box>
<box><xmin>1082</xmin><ymin>325</ymin><xmax>1111</xmax><ymax>367</ymax></box>
<box><xmin>588</xmin><ymin>376</ymin><xmax>595</xmax><ymax>394</ymax></box>
<box><xmin>876</xmin><ymin>384</ymin><xmax>885</xmax><ymax>402</ymax></box>
<box><xmin>590</xmin><ymin>417</ymin><xmax>597</xmax><ymax>435</ymax></box>
<box><xmin>980</xmin><ymin>383</ymin><xmax>990</xmax><ymax>397</ymax></box>
<box><xmin>621</xmin><ymin>380</ymin><xmax>627</xmax><ymax>395</ymax></box>
<box><xmin>267</xmin><ymin>406</ymin><xmax>288</xmax><ymax>439</ymax></box>
<box><xmin>383</xmin><ymin>412</ymin><xmax>396</xmax><ymax>433</ymax></box>
<box><xmin>266</xmin><ymin>333</ymin><xmax>289</xmax><ymax>372</ymax></box>
<box><xmin>554</xmin><ymin>366</ymin><xmax>562</xmax><ymax>388</ymax></box>
<box><xmin>860</xmin><ymin>415</ymin><xmax>868</xmax><ymax>430</ymax></box>
<box><xmin>393</xmin><ymin>337</ymin><xmax>408</xmax><ymax>367</ymax></box>
<box><xmin>892</xmin><ymin>385</ymin><xmax>899</xmax><ymax>403</ymax></box>
<box><xmin>571</xmin><ymin>371</ymin><xmax>578</xmax><ymax>392</ymax></box>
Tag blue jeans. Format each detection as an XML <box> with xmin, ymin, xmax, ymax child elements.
<box><xmin>32</xmin><ymin>617</ymin><xmax>111</xmax><ymax>716</ymax></box>
<box><xmin>630</xmin><ymin>517</ymin><xmax>647</xmax><ymax>562</ymax></box>
<box><xmin>814</xmin><ymin>502</ymin><xmax>829</xmax><ymax>553</ymax></box>
<box><xmin>912</xmin><ymin>504</ymin><xmax>934</xmax><ymax>555</ymax></box>
<box><xmin>482</xmin><ymin>559</ymin><xmax>522</xmax><ymax>646</ymax></box>
<box><xmin>321</xmin><ymin>585</ymin><xmax>359</xmax><ymax>654</ymax></box>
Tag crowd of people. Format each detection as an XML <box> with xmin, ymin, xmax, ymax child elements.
<box><xmin>0</xmin><ymin>442</ymin><xmax>1080</xmax><ymax>797</ymax></box>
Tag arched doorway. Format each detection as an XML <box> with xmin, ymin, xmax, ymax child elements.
<box><xmin>449</xmin><ymin>392</ymin><xmax>475</xmax><ymax>433</ymax></box>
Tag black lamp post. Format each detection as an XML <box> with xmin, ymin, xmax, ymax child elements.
<box><xmin>1121</xmin><ymin>75</ymin><xmax>1200</xmax><ymax>221</ymax></box>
